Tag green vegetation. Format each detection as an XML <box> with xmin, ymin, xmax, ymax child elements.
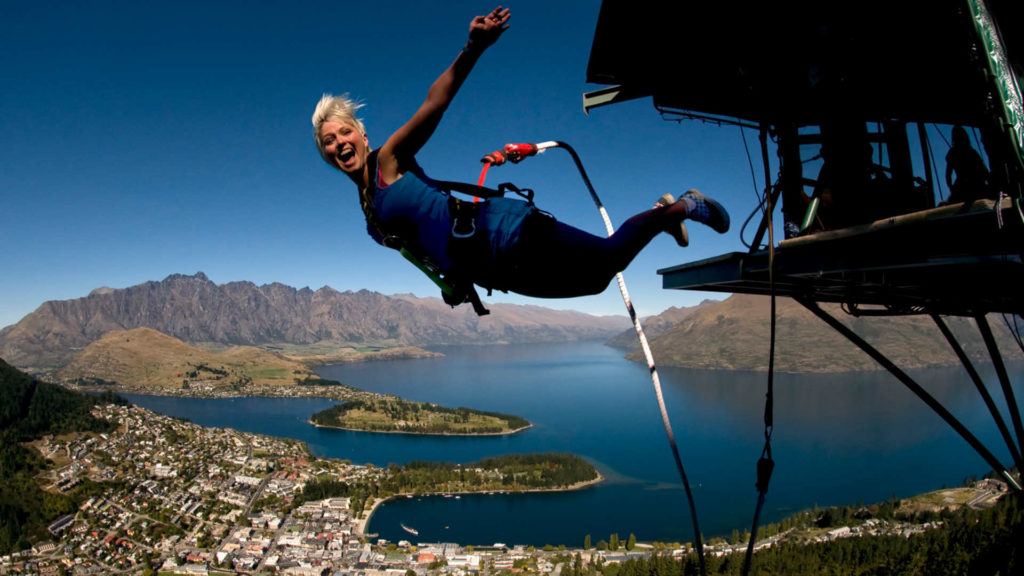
<box><xmin>311</xmin><ymin>397</ymin><xmax>530</xmax><ymax>435</ymax></box>
<box><xmin>243</xmin><ymin>367</ymin><xmax>292</xmax><ymax>379</ymax></box>
<box><xmin>291</xmin><ymin>477</ymin><xmax>374</xmax><ymax>518</ymax></box>
<box><xmin>65</xmin><ymin>376</ymin><xmax>118</xmax><ymax>387</ymax></box>
<box><xmin>575</xmin><ymin>489</ymin><xmax>1022</xmax><ymax>576</ymax></box>
<box><xmin>286</xmin><ymin>454</ymin><xmax>598</xmax><ymax>520</ymax></box>
<box><xmin>0</xmin><ymin>359</ymin><xmax>121</xmax><ymax>440</ymax></box>
<box><xmin>0</xmin><ymin>358</ymin><xmax>124</xmax><ymax>554</ymax></box>
<box><xmin>295</xmin><ymin>376</ymin><xmax>358</xmax><ymax>390</ymax></box>
<box><xmin>593</xmin><ymin>493</ymin><xmax>1024</xmax><ymax>575</ymax></box>
<box><xmin>187</xmin><ymin>363</ymin><xmax>229</xmax><ymax>378</ymax></box>
<box><xmin>378</xmin><ymin>453</ymin><xmax>598</xmax><ymax>495</ymax></box>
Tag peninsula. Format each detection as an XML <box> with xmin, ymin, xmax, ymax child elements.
<box><xmin>54</xmin><ymin>327</ymin><xmax>534</xmax><ymax>437</ymax></box>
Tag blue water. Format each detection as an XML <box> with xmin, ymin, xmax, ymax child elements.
<box><xmin>123</xmin><ymin>340</ymin><xmax>1023</xmax><ymax>547</ymax></box>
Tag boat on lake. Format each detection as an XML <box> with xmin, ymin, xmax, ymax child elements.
<box><xmin>401</xmin><ymin>523</ymin><xmax>419</xmax><ymax>536</ymax></box>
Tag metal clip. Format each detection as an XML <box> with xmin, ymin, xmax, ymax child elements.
<box><xmin>451</xmin><ymin>219</ymin><xmax>476</xmax><ymax>239</ymax></box>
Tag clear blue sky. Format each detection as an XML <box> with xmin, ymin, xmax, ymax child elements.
<box><xmin>0</xmin><ymin>1</ymin><xmax>782</xmax><ymax>329</ymax></box>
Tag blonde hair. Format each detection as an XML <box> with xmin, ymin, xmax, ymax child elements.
<box><xmin>312</xmin><ymin>93</ymin><xmax>367</xmax><ymax>163</ymax></box>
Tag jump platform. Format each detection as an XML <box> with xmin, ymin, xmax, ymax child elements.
<box><xmin>659</xmin><ymin>198</ymin><xmax>1024</xmax><ymax>317</ymax></box>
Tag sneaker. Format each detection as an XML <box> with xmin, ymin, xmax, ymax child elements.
<box><xmin>655</xmin><ymin>193</ymin><xmax>689</xmax><ymax>247</ymax></box>
<box><xmin>681</xmin><ymin>189</ymin><xmax>730</xmax><ymax>234</ymax></box>
<box><xmin>784</xmin><ymin>221</ymin><xmax>801</xmax><ymax>239</ymax></box>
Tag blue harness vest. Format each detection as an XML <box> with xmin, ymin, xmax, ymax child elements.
<box><xmin>359</xmin><ymin>150</ymin><xmax>536</xmax><ymax>315</ymax></box>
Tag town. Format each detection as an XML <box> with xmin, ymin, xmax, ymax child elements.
<box><xmin>2</xmin><ymin>402</ymin><xmax>1009</xmax><ymax>576</ymax></box>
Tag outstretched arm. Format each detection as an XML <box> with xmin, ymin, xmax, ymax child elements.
<box><xmin>376</xmin><ymin>6</ymin><xmax>510</xmax><ymax>184</ymax></box>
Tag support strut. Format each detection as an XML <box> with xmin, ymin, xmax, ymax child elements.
<box><xmin>933</xmin><ymin>314</ymin><xmax>1024</xmax><ymax>474</ymax></box>
<box><xmin>796</xmin><ymin>297</ymin><xmax>1021</xmax><ymax>491</ymax></box>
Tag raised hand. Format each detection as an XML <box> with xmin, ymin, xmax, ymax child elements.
<box><xmin>467</xmin><ymin>6</ymin><xmax>510</xmax><ymax>52</ymax></box>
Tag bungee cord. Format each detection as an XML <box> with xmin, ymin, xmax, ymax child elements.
<box><xmin>480</xmin><ymin>141</ymin><xmax>708</xmax><ymax>576</ymax></box>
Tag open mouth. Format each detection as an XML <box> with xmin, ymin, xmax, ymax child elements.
<box><xmin>338</xmin><ymin>147</ymin><xmax>355</xmax><ymax>163</ymax></box>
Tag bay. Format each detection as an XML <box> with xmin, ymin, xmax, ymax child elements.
<box><xmin>124</xmin><ymin>340</ymin><xmax>1022</xmax><ymax>547</ymax></box>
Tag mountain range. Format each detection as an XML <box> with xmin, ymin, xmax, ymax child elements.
<box><xmin>0</xmin><ymin>272</ymin><xmax>628</xmax><ymax>373</ymax></box>
<box><xmin>1</xmin><ymin>272</ymin><xmax>1019</xmax><ymax>376</ymax></box>
<box><xmin>610</xmin><ymin>294</ymin><xmax>1021</xmax><ymax>373</ymax></box>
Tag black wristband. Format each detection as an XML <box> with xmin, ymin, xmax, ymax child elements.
<box><xmin>462</xmin><ymin>37</ymin><xmax>481</xmax><ymax>56</ymax></box>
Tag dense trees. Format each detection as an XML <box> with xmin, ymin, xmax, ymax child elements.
<box><xmin>375</xmin><ymin>453</ymin><xmax>598</xmax><ymax>496</ymax></box>
<box><xmin>595</xmin><ymin>493</ymin><xmax>1023</xmax><ymax>576</ymax></box>
<box><xmin>251</xmin><ymin>447</ymin><xmax>598</xmax><ymax>523</ymax></box>
<box><xmin>291</xmin><ymin>477</ymin><xmax>374</xmax><ymax>517</ymax></box>
<box><xmin>295</xmin><ymin>376</ymin><xmax>355</xmax><ymax>388</ymax></box>
<box><xmin>0</xmin><ymin>359</ymin><xmax>124</xmax><ymax>555</ymax></box>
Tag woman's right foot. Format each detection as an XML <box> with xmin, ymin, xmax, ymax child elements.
<box><xmin>681</xmin><ymin>189</ymin><xmax>730</xmax><ymax>234</ymax></box>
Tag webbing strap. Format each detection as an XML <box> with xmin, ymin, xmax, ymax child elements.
<box><xmin>436</xmin><ymin>179</ymin><xmax>534</xmax><ymax>204</ymax></box>
<box><xmin>435</xmin><ymin>180</ymin><xmax>505</xmax><ymax>199</ymax></box>
<box><xmin>359</xmin><ymin>151</ymin><xmax>491</xmax><ymax>316</ymax></box>
<box><xmin>360</xmin><ymin>147</ymin><xmax>391</xmax><ymax>243</ymax></box>
<box><xmin>445</xmin><ymin>196</ymin><xmax>491</xmax><ymax>316</ymax></box>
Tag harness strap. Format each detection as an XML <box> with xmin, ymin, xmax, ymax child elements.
<box><xmin>437</xmin><ymin>180</ymin><xmax>536</xmax><ymax>204</ymax></box>
<box><xmin>445</xmin><ymin>196</ymin><xmax>491</xmax><ymax>316</ymax></box>
<box><xmin>359</xmin><ymin>150</ymin><xmax>493</xmax><ymax>316</ymax></box>
<box><xmin>359</xmin><ymin>150</ymin><xmax>393</xmax><ymax>245</ymax></box>
<box><xmin>449</xmin><ymin>196</ymin><xmax>479</xmax><ymax>238</ymax></box>
<box><xmin>436</xmin><ymin>180</ymin><xmax>505</xmax><ymax>199</ymax></box>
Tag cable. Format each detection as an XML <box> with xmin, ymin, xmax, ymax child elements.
<box><xmin>739</xmin><ymin>201</ymin><xmax>768</xmax><ymax>250</ymax></box>
<box><xmin>738</xmin><ymin>125</ymin><xmax>771</xmax><ymax>250</ymax></box>
<box><xmin>1003</xmin><ymin>313</ymin><xmax>1024</xmax><ymax>354</ymax></box>
<box><xmin>740</xmin><ymin>125</ymin><xmax>766</xmax><ymax>210</ymax></box>
<box><xmin>929</xmin><ymin>124</ymin><xmax>949</xmax><ymax>203</ymax></box>
<box><xmin>741</xmin><ymin>125</ymin><xmax>777</xmax><ymax>576</ymax></box>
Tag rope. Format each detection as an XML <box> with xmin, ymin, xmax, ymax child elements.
<box><xmin>482</xmin><ymin>140</ymin><xmax>707</xmax><ymax>575</ymax></box>
<box><xmin>549</xmin><ymin>141</ymin><xmax>707</xmax><ymax>576</ymax></box>
<box><xmin>476</xmin><ymin>162</ymin><xmax>491</xmax><ymax>187</ymax></box>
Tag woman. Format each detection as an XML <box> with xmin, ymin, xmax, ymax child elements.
<box><xmin>312</xmin><ymin>6</ymin><xmax>728</xmax><ymax>311</ymax></box>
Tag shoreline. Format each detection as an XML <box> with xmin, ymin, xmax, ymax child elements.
<box><xmin>354</xmin><ymin>472</ymin><xmax>605</xmax><ymax>540</ymax></box>
<box><xmin>310</xmin><ymin>421</ymin><xmax>533</xmax><ymax>437</ymax></box>
<box><xmin>87</xmin><ymin>390</ymin><xmax>534</xmax><ymax>438</ymax></box>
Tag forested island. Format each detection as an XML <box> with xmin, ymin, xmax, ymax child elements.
<box><xmin>310</xmin><ymin>397</ymin><xmax>531</xmax><ymax>435</ymax></box>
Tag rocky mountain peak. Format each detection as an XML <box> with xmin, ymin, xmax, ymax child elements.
<box><xmin>0</xmin><ymin>274</ymin><xmax>628</xmax><ymax>373</ymax></box>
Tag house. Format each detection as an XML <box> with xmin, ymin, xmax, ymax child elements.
<box><xmin>827</xmin><ymin>527</ymin><xmax>852</xmax><ymax>539</ymax></box>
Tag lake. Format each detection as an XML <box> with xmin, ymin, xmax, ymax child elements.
<box><xmin>123</xmin><ymin>340</ymin><xmax>1022</xmax><ymax>547</ymax></box>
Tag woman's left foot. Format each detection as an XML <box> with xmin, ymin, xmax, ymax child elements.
<box><xmin>681</xmin><ymin>189</ymin><xmax>730</xmax><ymax>234</ymax></box>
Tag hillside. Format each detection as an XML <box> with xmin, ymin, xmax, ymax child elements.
<box><xmin>618</xmin><ymin>294</ymin><xmax>1021</xmax><ymax>372</ymax></box>
<box><xmin>0</xmin><ymin>272</ymin><xmax>628</xmax><ymax>372</ymax></box>
<box><xmin>54</xmin><ymin>327</ymin><xmax>364</xmax><ymax>396</ymax></box>
<box><xmin>604</xmin><ymin>300</ymin><xmax>719</xmax><ymax>349</ymax></box>
<box><xmin>0</xmin><ymin>358</ymin><xmax>121</xmax><ymax>553</ymax></box>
